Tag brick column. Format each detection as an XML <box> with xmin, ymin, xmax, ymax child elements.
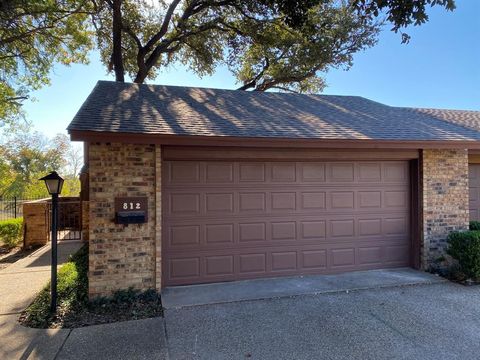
<box><xmin>421</xmin><ymin>149</ymin><xmax>469</xmax><ymax>268</ymax></box>
<box><xmin>88</xmin><ymin>143</ymin><xmax>157</xmax><ymax>298</ymax></box>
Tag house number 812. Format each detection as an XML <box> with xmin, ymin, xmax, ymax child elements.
<box><xmin>123</xmin><ymin>202</ymin><xmax>141</xmax><ymax>210</ymax></box>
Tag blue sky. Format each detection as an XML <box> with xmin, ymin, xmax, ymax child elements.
<box><xmin>23</xmin><ymin>1</ymin><xmax>480</xmax><ymax>139</ymax></box>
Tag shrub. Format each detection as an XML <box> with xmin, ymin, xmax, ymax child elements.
<box><xmin>447</xmin><ymin>230</ymin><xmax>480</xmax><ymax>280</ymax></box>
<box><xmin>470</xmin><ymin>221</ymin><xmax>480</xmax><ymax>231</ymax></box>
<box><xmin>0</xmin><ymin>217</ymin><xmax>23</xmax><ymax>248</ymax></box>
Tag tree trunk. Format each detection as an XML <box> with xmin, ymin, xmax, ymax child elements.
<box><xmin>112</xmin><ymin>0</ymin><xmax>124</xmax><ymax>82</ymax></box>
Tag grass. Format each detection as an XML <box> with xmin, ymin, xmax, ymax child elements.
<box><xmin>19</xmin><ymin>244</ymin><xmax>163</xmax><ymax>328</ymax></box>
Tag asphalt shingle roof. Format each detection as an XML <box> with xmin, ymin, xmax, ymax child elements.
<box><xmin>68</xmin><ymin>81</ymin><xmax>480</xmax><ymax>142</ymax></box>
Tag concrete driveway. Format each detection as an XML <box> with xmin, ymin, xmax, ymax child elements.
<box><xmin>164</xmin><ymin>282</ymin><xmax>480</xmax><ymax>360</ymax></box>
<box><xmin>4</xmin><ymin>267</ymin><xmax>480</xmax><ymax>359</ymax></box>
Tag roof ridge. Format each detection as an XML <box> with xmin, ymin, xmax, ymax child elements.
<box><xmin>398</xmin><ymin>106</ymin><xmax>480</xmax><ymax>113</ymax></box>
<box><xmin>95</xmin><ymin>80</ymin><xmax>367</xmax><ymax>100</ymax></box>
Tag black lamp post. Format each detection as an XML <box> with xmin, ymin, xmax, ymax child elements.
<box><xmin>39</xmin><ymin>171</ymin><xmax>64</xmax><ymax>313</ymax></box>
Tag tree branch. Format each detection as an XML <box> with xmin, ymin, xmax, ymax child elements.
<box><xmin>143</xmin><ymin>0</ymin><xmax>182</xmax><ymax>53</ymax></box>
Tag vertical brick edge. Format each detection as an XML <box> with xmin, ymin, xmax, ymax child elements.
<box><xmin>155</xmin><ymin>145</ymin><xmax>162</xmax><ymax>291</ymax></box>
<box><xmin>421</xmin><ymin>149</ymin><xmax>469</xmax><ymax>268</ymax></box>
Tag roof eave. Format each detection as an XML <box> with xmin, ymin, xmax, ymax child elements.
<box><xmin>68</xmin><ymin>129</ymin><xmax>480</xmax><ymax>150</ymax></box>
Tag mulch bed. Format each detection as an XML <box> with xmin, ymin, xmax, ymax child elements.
<box><xmin>43</xmin><ymin>297</ymin><xmax>164</xmax><ymax>328</ymax></box>
<box><xmin>430</xmin><ymin>266</ymin><xmax>480</xmax><ymax>286</ymax></box>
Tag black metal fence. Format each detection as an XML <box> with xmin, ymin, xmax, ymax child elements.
<box><xmin>0</xmin><ymin>196</ymin><xmax>46</xmax><ymax>221</ymax></box>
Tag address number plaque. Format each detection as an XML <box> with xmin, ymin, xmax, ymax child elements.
<box><xmin>114</xmin><ymin>197</ymin><xmax>148</xmax><ymax>217</ymax></box>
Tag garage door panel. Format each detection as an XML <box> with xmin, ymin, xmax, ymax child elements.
<box><xmin>358</xmin><ymin>191</ymin><xmax>382</xmax><ymax>208</ymax></box>
<box><xmin>164</xmin><ymin>240</ymin><xmax>410</xmax><ymax>285</ymax></box>
<box><xmin>330</xmin><ymin>248</ymin><xmax>356</xmax><ymax>267</ymax></box>
<box><xmin>271</xmin><ymin>251</ymin><xmax>297</xmax><ymax>272</ymax></box>
<box><xmin>239</xmin><ymin>163</ymin><xmax>265</xmax><ymax>182</ymax></box>
<box><xmin>384</xmin><ymin>191</ymin><xmax>408</xmax><ymax>208</ymax></box>
<box><xmin>271</xmin><ymin>163</ymin><xmax>297</xmax><ymax>182</ymax></box>
<box><xmin>301</xmin><ymin>221</ymin><xmax>326</xmax><ymax>240</ymax></box>
<box><xmin>163</xmin><ymin>159</ymin><xmax>410</xmax><ymax>286</ymax></box>
<box><xmin>164</xmin><ymin>214</ymin><xmax>409</xmax><ymax>251</ymax></box>
<box><xmin>300</xmin><ymin>192</ymin><xmax>326</xmax><ymax>210</ymax></box>
<box><xmin>239</xmin><ymin>253</ymin><xmax>267</xmax><ymax>274</ymax></box>
<box><xmin>357</xmin><ymin>163</ymin><xmax>382</xmax><ymax>182</ymax></box>
<box><xmin>271</xmin><ymin>192</ymin><xmax>296</xmax><ymax>211</ymax></box>
<box><xmin>168</xmin><ymin>162</ymin><xmax>201</xmax><ymax>184</ymax></box>
<box><xmin>469</xmin><ymin>164</ymin><xmax>480</xmax><ymax>221</ymax></box>
<box><xmin>358</xmin><ymin>219</ymin><xmax>382</xmax><ymax>236</ymax></box>
<box><xmin>358</xmin><ymin>246</ymin><xmax>383</xmax><ymax>265</ymax></box>
<box><xmin>329</xmin><ymin>163</ymin><xmax>355</xmax><ymax>182</ymax></box>
<box><xmin>330</xmin><ymin>219</ymin><xmax>355</xmax><ymax>238</ymax></box>
<box><xmin>164</xmin><ymin>188</ymin><xmax>408</xmax><ymax>219</ymax></box>
<box><xmin>205</xmin><ymin>193</ymin><xmax>234</xmax><ymax>213</ymax></box>
<box><xmin>205</xmin><ymin>224</ymin><xmax>234</xmax><ymax>244</ymax></box>
<box><xmin>384</xmin><ymin>217</ymin><xmax>408</xmax><ymax>235</ymax></box>
<box><xmin>239</xmin><ymin>223</ymin><xmax>267</xmax><ymax>242</ymax></box>
<box><xmin>239</xmin><ymin>192</ymin><xmax>266</xmax><ymax>213</ymax></box>
<box><xmin>170</xmin><ymin>225</ymin><xmax>200</xmax><ymax>246</ymax></box>
<box><xmin>301</xmin><ymin>250</ymin><xmax>327</xmax><ymax>269</ymax></box>
<box><xmin>169</xmin><ymin>193</ymin><xmax>200</xmax><ymax>215</ymax></box>
<box><xmin>169</xmin><ymin>258</ymin><xmax>200</xmax><ymax>279</ymax></box>
<box><xmin>384</xmin><ymin>162</ymin><xmax>409</xmax><ymax>182</ymax></box>
<box><xmin>385</xmin><ymin>245</ymin><xmax>410</xmax><ymax>265</ymax></box>
<box><xmin>205</xmin><ymin>256</ymin><xmax>234</xmax><ymax>276</ymax></box>
<box><xmin>271</xmin><ymin>222</ymin><xmax>296</xmax><ymax>240</ymax></box>
<box><xmin>206</xmin><ymin>162</ymin><xmax>234</xmax><ymax>183</ymax></box>
<box><xmin>299</xmin><ymin>163</ymin><xmax>326</xmax><ymax>182</ymax></box>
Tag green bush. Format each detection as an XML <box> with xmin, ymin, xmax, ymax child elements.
<box><xmin>447</xmin><ymin>230</ymin><xmax>480</xmax><ymax>280</ymax></box>
<box><xmin>470</xmin><ymin>221</ymin><xmax>480</xmax><ymax>231</ymax></box>
<box><xmin>0</xmin><ymin>217</ymin><xmax>23</xmax><ymax>248</ymax></box>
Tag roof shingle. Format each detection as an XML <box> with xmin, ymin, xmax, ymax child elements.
<box><xmin>67</xmin><ymin>81</ymin><xmax>480</xmax><ymax>142</ymax></box>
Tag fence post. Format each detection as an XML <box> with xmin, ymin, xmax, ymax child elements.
<box><xmin>14</xmin><ymin>196</ymin><xmax>17</xmax><ymax>218</ymax></box>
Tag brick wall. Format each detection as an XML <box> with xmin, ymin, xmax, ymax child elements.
<box><xmin>88</xmin><ymin>143</ymin><xmax>159</xmax><ymax>298</ymax></box>
<box><xmin>23</xmin><ymin>200</ymin><xmax>49</xmax><ymax>248</ymax></box>
<box><xmin>421</xmin><ymin>149</ymin><xmax>469</xmax><ymax>268</ymax></box>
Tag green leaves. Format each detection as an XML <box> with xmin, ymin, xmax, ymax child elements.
<box><xmin>0</xmin><ymin>0</ymin><xmax>94</xmax><ymax>125</ymax></box>
<box><xmin>447</xmin><ymin>230</ymin><xmax>480</xmax><ymax>280</ymax></box>
<box><xmin>350</xmin><ymin>0</ymin><xmax>456</xmax><ymax>42</ymax></box>
<box><xmin>228</xmin><ymin>2</ymin><xmax>379</xmax><ymax>92</ymax></box>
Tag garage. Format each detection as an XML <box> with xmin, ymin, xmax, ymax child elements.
<box><xmin>68</xmin><ymin>81</ymin><xmax>480</xmax><ymax>297</ymax></box>
<box><xmin>162</xmin><ymin>150</ymin><xmax>411</xmax><ymax>286</ymax></box>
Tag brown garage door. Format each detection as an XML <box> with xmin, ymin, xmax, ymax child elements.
<box><xmin>162</xmin><ymin>160</ymin><xmax>411</xmax><ymax>286</ymax></box>
<box><xmin>469</xmin><ymin>164</ymin><xmax>480</xmax><ymax>221</ymax></box>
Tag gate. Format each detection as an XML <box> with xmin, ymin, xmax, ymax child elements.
<box><xmin>47</xmin><ymin>198</ymin><xmax>82</xmax><ymax>241</ymax></box>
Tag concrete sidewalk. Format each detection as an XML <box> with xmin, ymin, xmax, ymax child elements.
<box><xmin>0</xmin><ymin>241</ymin><xmax>83</xmax><ymax>360</ymax></box>
<box><xmin>0</xmin><ymin>241</ymin><xmax>83</xmax><ymax>315</ymax></box>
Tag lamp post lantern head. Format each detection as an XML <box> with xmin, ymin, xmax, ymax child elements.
<box><xmin>39</xmin><ymin>171</ymin><xmax>64</xmax><ymax>196</ymax></box>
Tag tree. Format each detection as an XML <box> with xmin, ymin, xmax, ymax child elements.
<box><xmin>0</xmin><ymin>1</ymin><xmax>457</xmax><ymax>122</ymax></box>
<box><xmin>0</xmin><ymin>131</ymin><xmax>81</xmax><ymax>198</ymax></box>
<box><xmin>94</xmin><ymin>0</ymin><xmax>456</xmax><ymax>92</ymax></box>
<box><xmin>0</xmin><ymin>0</ymin><xmax>94</xmax><ymax>126</ymax></box>
<box><xmin>65</xmin><ymin>143</ymin><xmax>83</xmax><ymax>177</ymax></box>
